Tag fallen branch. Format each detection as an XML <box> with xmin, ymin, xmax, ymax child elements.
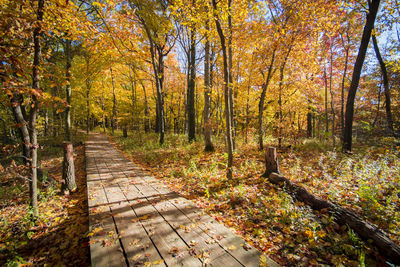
<box><xmin>263</xmin><ymin>146</ymin><xmax>400</xmax><ymax>265</ymax></box>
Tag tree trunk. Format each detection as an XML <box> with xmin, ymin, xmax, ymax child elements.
<box><xmin>340</xmin><ymin>44</ymin><xmax>349</xmax><ymax>143</ymax></box>
<box><xmin>258</xmin><ymin>49</ymin><xmax>276</xmax><ymax>150</ymax></box>
<box><xmin>307</xmin><ymin>111</ymin><xmax>312</xmax><ymax>138</ymax></box>
<box><xmin>29</xmin><ymin>0</ymin><xmax>44</xmax><ymax>217</ymax></box>
<box><xmin>245</xmin><ymin>55</ymin><xmax>255</xmax><ymax>143</ymax></box>
<box><xmin>372</xmin><ymin>34</ymin><xmax>394</xmax><ymax>134</ymax></box>
<box><xmin>196</xmin><ymin>84</ymin><xmax>200</xmax><ymax>135</ymax></box>
<box><xmin>245</xmin><ymin>83</ymin><xmax>250</xmax><ymax>143</ymax></box>
<box><xmin>277</xmin><ymin>45</ymin><xmax>292</xmax><ymax>148</ymax></box>
<box><xmin>329</xmin><ymin>46</ymin><xmax>335</xmax><ymax>147</ymax></box>
<box><xmin>143</xmin><ymin>19</ymin><xmax>166</xmax><ymax>144</ymax></box>
<box><xmin>52</xmin><ymin>86</ymin><xmax>58</xmax><ymax>137</ymax></box>
<box><xmin>188</xmin><ymin>24</ymin><xmax>196</xmax><ymax>142</ymax></box>
<box><xmin>110</xmin><ymin>66</ymin><xmax>116</xmax><ymax>135</ymax></box>
<box><xmin>129</xmin><ymin>65</ymin><xmax>136</xmax><ymax>128</ymax></box>
<box><xmin>10</xmin><ymin>93</ymin><xmax>30</xmax><ymax>164</ymax></box>
<box><xmin>324</xmin><ymin>65</ymin><xmax>329</xmax><ymax>139</ymax></box>
<box><xmin>155</xmin><ymin>83</ymin><xmax>160</xmax><ymax>133</ymax></box>
<box><xmin>213</xmin><ymin>0</ymin><xmax>233</xmax><ymax>180</ymax></box>
<box><xmin>343</xmin><ymin>0</ymin><xmax>380</xmax><ymax>151</ymax></box>
<box><xmin>184</xmin><ymin>65</ymin><xmax>188</xmax><ymax>135</ymax></box>
<box><xmin>44</xmin><ymin>109</ymin><xmax>48</xmax><ymax>136</ymax></box>
<box><xmin>141</xmin><ymin>82</ymin><xmax>150</xmax><ymax>133</ymax></box>
<box><xmin>0</xmin><ymin>117</ymin><xmax>7</xmax><ymax>143</ymax></box>
<box><xmin>177</xmin><ymin>89</ymin><xmax>182</xmax><ymax>134</ymax></box>
<box><xmin>373</xmin><ymin>79</ymin><xmax>383</xmax><ymax>127</ymax></box>
<box><xmin>228</xmin><ymin>0</ymin><xmax>235</xmax><ymax>151</ymax></box>
<box><xmin>86</xmin><ymin>72</ymin><xmax>90</xmax><ymax>135</ymax></box>
<box><xmin>312</xmin><ymin>114</ymin><xmax>316</xmax><ymax>138</ymax></box>
<box><xmin>156</xmin><ymin>50</ymin><xmax>165</xmax><ymax>145</ymax></box>
<box><xmin>65</xmin><ymin>39</ymin><xmax>72</xmax><ymax>141</ymax></box>
<box><xmin>102</xmin><ymin>84</ymin><xmax>106</xmax><ymax>133</ymax></box>
<box><xmin>203</xmin><ymin>15</ymin><xmax>214</xmax><ymax>151</ymax></box>
<box><xmin>61</xmin><ymin>142</ymin><xmax>76</xmax><ymax>194</ymax></box>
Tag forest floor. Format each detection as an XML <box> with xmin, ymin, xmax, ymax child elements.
<box><xmin>1</xmin><ymin>130</ymin><xmax>398</xmax><ymax>266</ymax></box>
<box><xmin>112</xmin><ymin>130</ymin><xmax>400</xmax><ymax>267</ymax></box>
<box><xmin>0</xmin><ymin>134</ymin><xmax>90</xmax><ymax>266</ymax></box>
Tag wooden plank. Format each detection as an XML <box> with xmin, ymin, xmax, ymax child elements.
<box><xmin>129</xmin><ymin>178</ymin><xmax>240</xmax><ymax>264</ymax></box>
<box><xmin>155</xmin><ymin>194</ymin><xmax>242</xmax><ymax>266</ymax></box>
<box><xmin>103</xmin><ymin>183</ymin><xmax>166</xmax><ymax>267</ymax></box>
<box><xmin>87</xmin><ymin>181</ymin><xmax>106</xmax><ymax>208</ymax></box>
<box><xmin>135</xmin><ymin>176</ymin><xmax>263</xmax><ymax>266</ymax></box>
<box><xmin>86</xmin><ymin>140</ymin><xmax>126</xmax><ymax>267</ymax></box>
<box><xmin>87</xmin><ymin>181</ymin><xmax>126</xmax><ymax>267</ymax></box>
<box><xmin>121</xmin><ymin>171</ymin><xmax>255</xmax><ymax>266</ymax></box>
<box><xmin>124</xmin><ymin>184</ymin><xmax>203</xmax><ymax>266</ymax></box>
<box><xmin>131</xmin><ymin>177</ymin><xmax>246</xmax><ymax>266</ymax></box>
<box><xmin>86</xmin><ymin>134</ymin><xmax>279</xmax><ymax>267</ymax></box>
<box><xmin>171</xmin><ymin>197</ymin><xmax>262</xmax><ymax>266</ymax></box>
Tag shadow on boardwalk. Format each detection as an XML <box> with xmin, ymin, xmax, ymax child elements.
<box><xmin>86</xmin><ymin>133</ymin><xmax>279</xmax><ymax>267</ymax></box>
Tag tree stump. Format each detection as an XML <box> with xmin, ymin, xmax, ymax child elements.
<box><xmin>123</xmin><ymin>127</ymin><xmax>128</xmax><ymax>138</ymax></box>
<box><xmin>264</xmin><ymin>147</ymin><xmax>279</xmax><ymax>177</ymax></box>
<box><xmin>61</xmin><ymin>142</ymin><xmax>76</xmax><ymax>194</ymax></box>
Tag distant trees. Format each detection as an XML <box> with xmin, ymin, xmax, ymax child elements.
<box><xmin>130</xmin><ymin>0</ymin><xmax>176</xmax><ymax>145</ymax></box>
<box><xmin>2</xmin><ymin>0</ymin><xmax>400</xmax><ymax>189</ymax></box>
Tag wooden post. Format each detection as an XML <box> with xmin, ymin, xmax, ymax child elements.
<box><xmin>62</xmin><ymin>142</ymin><xmax>76</xmax><ymax>194</ymax></box>
<box><xmin>264</xmin><ymin>147</ymin><xmax>279</xmax><ymax>177</ymax></box>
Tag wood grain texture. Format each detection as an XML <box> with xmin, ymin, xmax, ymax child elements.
<box><xmin>86</xmin><ymin>133</ymin><xmax>279</xmax><ymax>267</ymax></box>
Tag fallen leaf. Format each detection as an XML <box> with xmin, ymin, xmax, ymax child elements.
<box><xmin>168</xmin><ymin>246</ymin><xmax>179</xmax><ymax>254</ymax></box>
<box><xmin>243</xmin><ymin>243</ymin><xmax>252</xmax><ymax>251</ymax></box>
<box><xmin>132</xmin><ymin>254</ymin><xmax>142</xmax><ymax>261</ymax></box>
<box><xmin>101</xmin><ymin>239</ymin><xmax>112</xmax><ymax>247</ymax></box>
<box><xmin>153</xmin><ymin>259</ymin><xmax>164</xmax><ymax>265</ymax></box>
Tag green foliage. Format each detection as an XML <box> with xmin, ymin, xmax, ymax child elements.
<box><xmin>346</xmin><ymin>228</ymin><xmax>366</xmax><ymax>266</ymax></box>
<box><xmin>6</xmin><ymin>255</ymin><xmax>28</xmax><ymax>267</ymax></box>
<box><xmin>295</xmin><ymin>138</ymin><xmax>331</xmax><ymax>152</ymax></box>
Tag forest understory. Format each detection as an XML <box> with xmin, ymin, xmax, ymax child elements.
<box><xmin>0</xmin><ymin>129</ymin><xmax>399</xmax><ymax>266</ymax></box>
<box><xmin>0</xmin><ymin>134</ymin><xmax>90</xmax><ymax>266</ymax></box>
<box><xmin>112</xmin><ymin>130</ymin><xmax>400</xmax><ymax>266</ymax></box>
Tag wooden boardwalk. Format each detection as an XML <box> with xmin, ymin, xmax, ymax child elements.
<box><xmin>86</xmin><ymin>133</ymin><xmax>278</xmax><ymax>267</ymax></box>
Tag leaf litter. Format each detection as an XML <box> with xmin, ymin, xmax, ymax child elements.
<box><xmin>113</xmin><ymin>133</ymin><xmax>400</xmax><ymax>266</ymax></box>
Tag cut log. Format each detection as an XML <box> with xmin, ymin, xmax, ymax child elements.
<box><xmin>264</xmin><ymin>156</ymin><xmax>400</xmax><ymax>265</ymax></box>
<box><xmin>264</xmin><ymin>147</ymin><xmax>279</xmax><ymax>177</ymax></box>
<box><xmin>61</xmin><ymin>142</ymin><xmax>76</xmax><ymax>194</ymax></box>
